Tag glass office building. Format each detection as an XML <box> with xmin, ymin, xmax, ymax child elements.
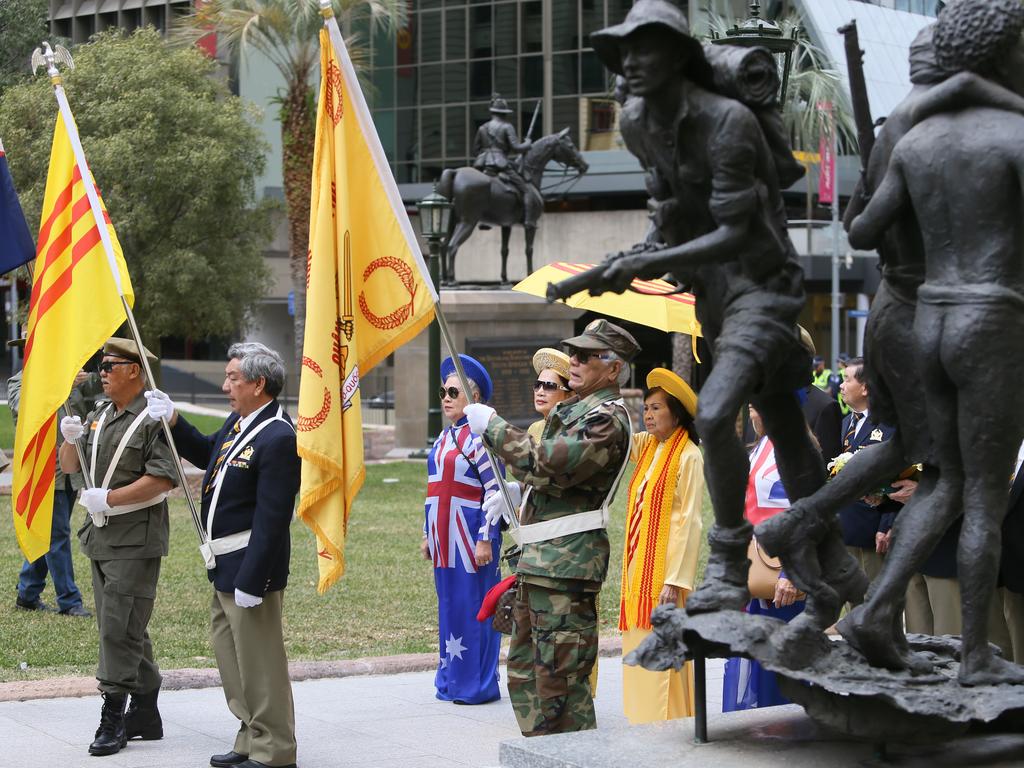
<box><xmin>364</xmin><ymin>0</ymin><xmax>633</xmax><ymax>185</ymax></box>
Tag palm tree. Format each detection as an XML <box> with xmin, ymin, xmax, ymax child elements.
<box><xmin>176</xmin><ymin>0</ymin><xmax>405</xmax><ymax>367</ymax></box>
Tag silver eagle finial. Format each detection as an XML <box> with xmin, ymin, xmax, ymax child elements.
<box><xmin>31</xmin><ymin>42</ymin><xmax>75</xmax><ymax>78</ymax></box>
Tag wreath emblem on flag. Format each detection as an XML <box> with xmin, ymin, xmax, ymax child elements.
<box><xmin>358</xmin><ymin>256</ymin><xmax>418</xmax><ymax>330</ymax></box>
<box><xmin>297</xmin><ymin>356</ymin><xmax>331</xmax><ymax>432</ymax></box>
<box><xmin>325</xmin><ymin>62</ymin><xmax>344</xmax><ymax>126</ymax></box>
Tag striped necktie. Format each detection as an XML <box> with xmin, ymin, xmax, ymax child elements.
<box><xmin>206</xmin><ymin>420</ymin><xmax>241</xmax><ymax>494</ymax></box>
<box><xmin>843</xmin><ymin>412</ymin><xmax>863</xmax><ymax>451</ymax></box>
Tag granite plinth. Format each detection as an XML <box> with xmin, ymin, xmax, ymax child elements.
<box><xmin>498</xmin><ymin>705</ymin><xmax>1024</xmax><ymax>768</ymax></box>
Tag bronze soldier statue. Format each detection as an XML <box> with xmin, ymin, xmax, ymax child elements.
<box><xmin>472</xmin><ymin>94</ymin><xmax>538</xmax><ymax>221</ymax></box>
<box><xmin>847</xmin><ymin>0</ymin><xmax>1024</xmax><ymax>686</ymax></box>
<box><xmin>586</xmin><ymin>0</ymin><xmax>865</xmax><ymax>631</ymax></box>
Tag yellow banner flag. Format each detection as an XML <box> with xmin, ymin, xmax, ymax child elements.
<box><xmin>297</xmin><ymin>23</ymin><xmax>436</xmax><ymax>593</ymax></box>
<box><xmin>13</xmin><ymin>108</ymin><xmax>133</xmax><ymax>561</ymax></box>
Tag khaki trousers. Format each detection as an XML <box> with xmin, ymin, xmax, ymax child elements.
<box><xmin>1002</xmin><ymin>589</ymin><xmax>1024</xmax><ymax>665</ymax></box>
<box><xmin>843</xmin><ymin>546</ymin><xmax>884</xmax><ymax>614</ymax></box>
<box><xmin>91</xmin><ymin>558</ymin><xmax>162</xmax><ymax>695</ymax></box>
<box><xmin>211</xmin><ymin>589</ymin><xmax>295</xmax><ymax>766</ymax></box>
<box><xmin>904</xmin><ymin>573</ymin><xmax>961</xmax><ymax>636</ymax></box>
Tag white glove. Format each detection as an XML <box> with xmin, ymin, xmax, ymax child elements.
<box><xmin>234</xmin><ymin>588</ymin><xmax>263</xmax><ymax>608</ymax></box>
<box><xmin>144</xmin><ymin>389</ymin><xmax>175</xmax><ymax>422</ymax></box>
<box><xmin>464</xmin><ymin>403</ymin><xmax>496</xmax><ymax>435</ymax></box>
<box><xmin>79</xmin><ymin>487</ymin><xmax>111</xmax><ymax>528</ymax></box>
<box><xmin>483</xmin><ymin>481</ymin><xmax>522</xmax><ymax>527</ymax></box>
<box><xmin>60</xmin><ymin>415</ymin><xmax>85</xmax><ymax>444</ymax></box>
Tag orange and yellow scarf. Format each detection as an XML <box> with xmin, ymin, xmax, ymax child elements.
<box><xmin>619</xmin><ymin>427</ymin><xmax>689</xmax><ymax>631</ymax></box>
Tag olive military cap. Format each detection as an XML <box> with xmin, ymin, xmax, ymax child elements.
<box><xmin>562</xmin><ymin>319</ymin><xmax>641</xmax><ymax>362</ymax></box>
<box><xmin>103</xmin><ymin>337</ymin><xmax>158</xmax><ymax>365</ymax></box>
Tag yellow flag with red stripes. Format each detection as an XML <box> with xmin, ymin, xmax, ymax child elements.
<box><xmin>297</xmin><ymin>19</ymin><xmax>437</xmax><ymax>593</ymax></box>
<box><xmin>13</xmin><ymin>109</ymin><xmax>133</xmax><ymax>562</ymax></box>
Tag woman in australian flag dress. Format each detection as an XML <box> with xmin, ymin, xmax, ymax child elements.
<box><xmin>420</xmin><ymin>354</ymin><xmax>503</xmax><ymax>704</ymax></box>
<box><xmin>722</xmin><ymin>404</ymin><xmax>806</xmax><ymax>711</ymax></box>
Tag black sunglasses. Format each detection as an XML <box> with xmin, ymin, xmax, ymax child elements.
<box><xmin>98</xmin><ymin>361</ymin><xmax>136</xmax><ymax>373</ymax></box>
<box><xmin>534</xmin><ymin>380</ymin><xmax>569</xmax><ymax>392</ymax></box>
<box><xmin>564</xmin><ymin>346</ymin><xmax>613</xmax><ymax>365</ymax></box>
<box><xmin>438</xmin><ymin>386</ymin><xmax>463</xmax><ymax>400</ymax></box>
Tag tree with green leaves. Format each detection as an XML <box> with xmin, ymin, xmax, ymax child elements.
<box><xmin>178</xmin><ymin>0</ymin><xmax>406</xmax><ymax>366</ymax></box>
<box><xmin>0</xmin><ymin>0</ymin><xmax>49</xmax><ymax>93</ymax></box>
<box><xmin>0</xmin><ymin>28</ymin><xmax>273</xmax><ymax>351</ymax></box>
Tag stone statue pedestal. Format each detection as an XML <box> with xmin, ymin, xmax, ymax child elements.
<box><xmin>498</xmin><ymin>704</ymin><xmax>1024</xmax><ymax>767</ymax></box>
<box><xmin>393</xmin><ymin>289</ymin><xmax>582</xmax><ymax>448</ymax></box>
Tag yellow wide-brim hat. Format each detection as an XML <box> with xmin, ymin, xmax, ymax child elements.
<box><xmin>532</xmin><ymin>347</ymin><xmax>570</xmax><ymax>381</ymax></box>
<box><xmin>646</xmin><ymin>367</ymin><xmax>698</xmax><ymax>420</ymax></box>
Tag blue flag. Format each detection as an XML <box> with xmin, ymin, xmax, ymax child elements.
<box><xmin>0</xmin><ymin>140</ymin><xmax>36</xmax><ymax>274</ymax></box>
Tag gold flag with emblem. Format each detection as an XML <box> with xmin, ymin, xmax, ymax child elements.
<box><xmin>298</xmin><ymin>20</ymin><xmax>437</xmax><ymax>593</ymax></box>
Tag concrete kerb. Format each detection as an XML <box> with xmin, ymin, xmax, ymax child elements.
<box><xmin>0</xmin><ymin>635</ymin><xmax>624</xmax><ymax>703</ymax></box>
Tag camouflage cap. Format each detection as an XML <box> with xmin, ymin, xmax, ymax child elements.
<box><xmin>562</xmin><ymin>319</ymin><xmax>641</xmax><ymax>362</ymax></box>
<box><xmin>103</xmin><ymin>337</ymin><xmax>157</xmax><ymax>365</ymax></box>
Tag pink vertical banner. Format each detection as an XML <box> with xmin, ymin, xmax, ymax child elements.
<box><xmin>818</xmin><ymin>101</ymin><xmax>835</xmax><ymax>205</ymax></box>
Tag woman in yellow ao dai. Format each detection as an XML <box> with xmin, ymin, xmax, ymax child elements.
<box><xmin>620</xmin><ymin>368</ymin><xmax>704</xmax><ymax>724</ymax></box>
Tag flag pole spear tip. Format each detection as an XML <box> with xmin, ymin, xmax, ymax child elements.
<box><xmin>319</xmin><ymin>0</ymin><xmax>334</xmax><ymax>19</ymax></box>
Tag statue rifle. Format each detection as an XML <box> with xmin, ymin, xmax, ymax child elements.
<box><xmin>838</xmin><ymin>19</ymin><xmax>875</xmax><ymax>172</ymax></box>
<box><xmin>546</xmin><ymin>264</ymin><xmax>607</xmax><ymax>303</ymax></box>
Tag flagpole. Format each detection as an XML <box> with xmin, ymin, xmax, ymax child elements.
<box><xmin>37</xmin><ymin>44</ymin><xmax>206</xmax><ymax>544</ymax></box>
<box><xmin>318</xmin><ymin>7</ymin><xmax>520</xmax><ymax>529</ymax></box>
<box><xmin>61</xmin><ymin>402</ymin><xmax>91</xmax><ymax>488</ymax></box>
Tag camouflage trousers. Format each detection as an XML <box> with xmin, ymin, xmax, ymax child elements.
<box><xmin>508</xmin><ymin>580</ymin><xmax>599</xmax><ymax>737</ymax></box>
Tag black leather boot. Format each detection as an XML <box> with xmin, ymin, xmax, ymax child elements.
<box><xmin>124</xmin><ymin>687</ymin><xmax>163</xmax><ymax>740</ymax></box>
<box><xmin>89</xmin><ymin>692</ymin><xmax>128</xmax><ymax>756</ymax></box>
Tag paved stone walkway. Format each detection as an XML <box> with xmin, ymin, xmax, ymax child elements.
<box><xmin>0</xmin><ymin>656</ymin><xmax>727</xmax><ymax>768</ymax></box>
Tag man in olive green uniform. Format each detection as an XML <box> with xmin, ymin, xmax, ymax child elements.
<box><xmin>466</xmin><ymin>319</ymin><xmax>637</xmax><ymax>736</ymax></box>
<box><xmin>59</xmin><ymin>338</ymin><xmax>176</xmax><ymax>757</ymax></box>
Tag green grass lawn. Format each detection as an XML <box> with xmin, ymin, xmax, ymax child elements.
<box><xmin>0</xmin><ymin>459</ymin><xmax>712</xmax><ymax>683</ymax></box>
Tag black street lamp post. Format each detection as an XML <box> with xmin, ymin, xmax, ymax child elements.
<box><xmin>414</xmin><ymin>187</ymin><xmax>452</xmax><ymax>456</ymax></box>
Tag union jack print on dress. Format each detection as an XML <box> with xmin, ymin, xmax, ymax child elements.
<box><xmin>744</xmin><ymin>436</ymin><xmax>789</xmax><ymax>527</ymax></box>
<box><xmin>424</xmin><ymin>417</ymin><xmax>503</xmax><ymax>704</ymax></box>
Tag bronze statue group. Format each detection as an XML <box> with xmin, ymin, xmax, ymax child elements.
<box><xmin>582</xmin><ymin>0</ymin><xmax>1024</xmax><ymax>698</ymax></box>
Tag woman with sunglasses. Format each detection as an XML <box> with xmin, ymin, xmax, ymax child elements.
<box><xmin>620</xmin><ymin>368</ymin><xmax>704</xmax><ymax>724</ymax></box>
<box><xmin>528</xmin><ymin>348</ymin><xmax>572</xmax><ymax>441</ymax></box>
<box><xmin>420</xmin><ymin>354</ymin><xmax>503</xmax><ymax>705</ymax></box>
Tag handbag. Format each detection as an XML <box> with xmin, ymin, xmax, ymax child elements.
<box><xmin>747</xmin><ymin>536</ymin><xmax>783</xmax><ymax>600</ymax></box>
<box><xmin>492</xmin><ymin>587</ymin><xmax>516</xmax><ymax>634</ymax></box>
<box><xmin>747</xmin><ymin>537</ymin><xmax>806</xmax><ymax>602</ymax></box>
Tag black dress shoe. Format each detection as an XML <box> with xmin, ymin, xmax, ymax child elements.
<box><xmin>15</xmin><ymin>596</ymin><xmax>53</xmax><ymax>612</ymax></box>
<box><xmin>235</xmin><ymin>761</ymin><xmax>297</xmax><ymax>768</ymax></box>
<box><xmin>210</xmin><ymin>751</ymin><xmax>249</xmax><ymax>767</ymax></box>
<box><xmin>59</xmin><ymin>604</ymin><xmax>92</xmax><ymax>618</ymax></box>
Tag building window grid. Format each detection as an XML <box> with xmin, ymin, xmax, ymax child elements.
<box><xmin>372</xmin><ymin>0</ymin><xmax>618</xmax><ymax>183</ymax></box>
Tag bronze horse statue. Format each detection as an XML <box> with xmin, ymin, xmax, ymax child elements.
<box><xmin>436</xmin><ymin>128</ymin><xmax>589</xmax><ymax>285</ymax></box>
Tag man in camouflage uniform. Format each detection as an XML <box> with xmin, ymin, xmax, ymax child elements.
<box><xmin>59</xmin><ymin>338</ymin><xmax>177</xmax><ymax>757</ymax></box>
<box><xmin>466</xmin><ymin>319</ymin><xmax>637</xmax><ymax>736</ymax></box>
<box><xmin>472</xmin><ymin>94</ymin><xmax>541</xmax><ymax>223</ymax></box>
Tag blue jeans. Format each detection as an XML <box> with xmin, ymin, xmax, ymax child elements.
<box><xmin>17</xmin><ymin>478</ymin><xmax>83</xmax><ymax>611</ymax></box>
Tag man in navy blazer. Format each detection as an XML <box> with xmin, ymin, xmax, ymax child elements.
<box><xmin>145</xmin><ymin>343</ymin><xmax>300</xmax><ymax>768</ymax></box>
<box><xmin>835</xmin><ymin>358</ymin><xmax>914</xmax><ymax>592</ymax></box>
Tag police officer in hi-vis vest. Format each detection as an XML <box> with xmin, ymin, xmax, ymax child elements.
<box><xmin>59</xmin><ymin>338</ymin><xmax>177</xmax><ymax>757</ymax></box>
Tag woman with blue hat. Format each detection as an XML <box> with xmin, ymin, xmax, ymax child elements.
<box><xmin>419</xmin><ymin>353</ymin><xmax>503</xmax><ymax>704</ymax></box>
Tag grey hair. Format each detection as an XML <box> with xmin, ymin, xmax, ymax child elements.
<box><xmin>228</xmin><ymin>342</ymin><xmax>286</xmax><ymax>397</ymax></box>
<box><xmin>444</xmin><ymin>372</ymin><xmax>481</xmax><ymax>402</ymax></box>
<box><xmin>604</xmin><ymin>351</ymin><xmax>631</xmax><ymax>387</ymax></box>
